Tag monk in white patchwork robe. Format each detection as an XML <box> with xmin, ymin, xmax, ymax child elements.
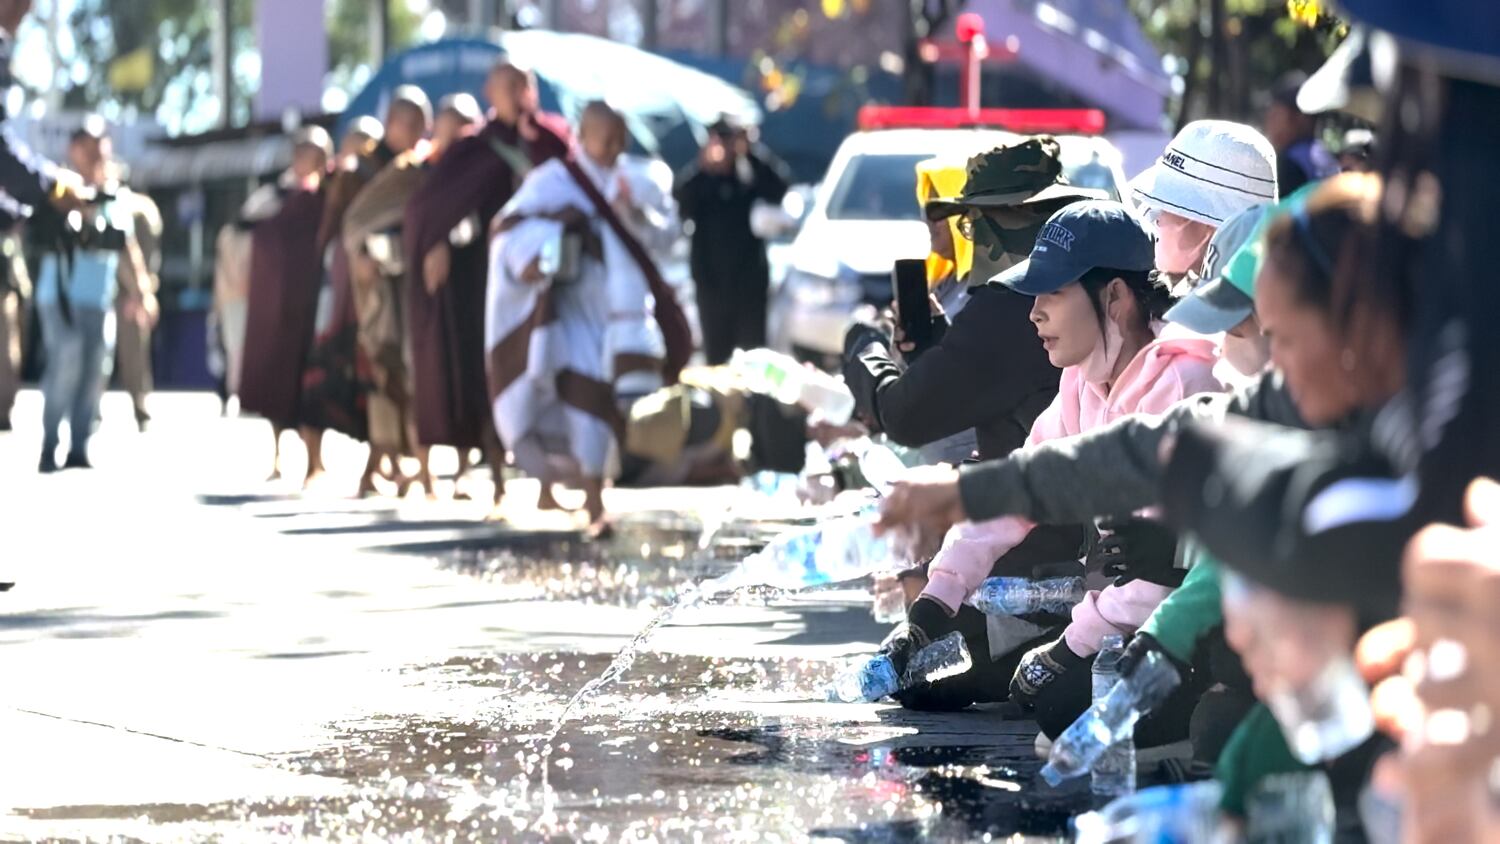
<box><xmin>486</xmin><ymin>102</ymin><xmax>682</xmax><ymax>532</ymax></box>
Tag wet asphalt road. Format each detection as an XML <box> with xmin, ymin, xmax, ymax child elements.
<box><xmin>0</xmin><ymin>391</ymin><xmax>1087</xmax><ymax>841</ymax></box>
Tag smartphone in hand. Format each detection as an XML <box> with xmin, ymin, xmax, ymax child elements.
<box><xmin>891</xmin><ymin>258</ymin><xmax>933</xmax><ymax>354</ymax></box>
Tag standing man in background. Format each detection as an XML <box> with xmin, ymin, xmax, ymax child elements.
<box><xmin>674</xmin><ymin>117</ymin><xmax>789</xmax><ymax>365</ymax></box>
<box><xmin>35</xmin><ymin>122</ymin><xmax>152</xmax><ymax>472</ymax></box>
<box><xmin>114</xmin><ymin>185</ymin><xmax>162</xmax><ymax>431</ymax></box>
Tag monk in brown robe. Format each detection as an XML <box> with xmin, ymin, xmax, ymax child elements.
<box><xmin>294</xmin><ymin>111</ymin><xmax>410</xmax><ymax>488</ymax></box>
<box><xmin>239</xmin><ymin>127</ymin><xmax>332</xmax><ymax>483</ymax></box>
<box><xmin>342</xmin><ymin>88</ymin><xmax>460</xmax><ymax>497</ymax></box>
<box><xmin>403</xmin><ymin>62</ymin><xmax>570</xmax><ymax>513</ymax></box>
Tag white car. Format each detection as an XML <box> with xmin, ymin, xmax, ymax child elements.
<box><xmin>776</xmin><ymin>126</ymin><xmax>1127</xmax><ymax>365</ymax></box>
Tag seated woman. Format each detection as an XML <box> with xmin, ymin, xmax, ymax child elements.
<box><xmin>882</xmin><ymin>201</ymin><xmax>1224</xmax><ymax>711</ymax></box>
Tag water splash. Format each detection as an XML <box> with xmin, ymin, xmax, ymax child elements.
<box><xmin>527</xmin><ymin>495</ymin><xmax>892</xmax><ymax>831</ymax></box>
<box><xmin>534</xmin><ymin>582</ymin><xmax>709</xmax><ymax>828</ymax></box>
<box><xmin>529</xmin><ymin>569</ymin><xmax>807</xmax><ymax>830</ymax></box>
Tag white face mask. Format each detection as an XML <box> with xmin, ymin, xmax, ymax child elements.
<box><xmin>1215</xmin><ymin>329</ymin><xmax>1272</xmax><ymax>387</ymax></box>
<box><xmin>1154</xmin><ymin>213</ymin><xmax>1216</xmax><ymax>276</ymax></box>
<box><xmin>1079</xmin><ymin>307</ymin><xmax>1126</xmax><ymax>386</ymax></box>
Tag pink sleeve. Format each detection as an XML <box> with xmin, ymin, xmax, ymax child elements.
<box><xmin>1132</xmin><ymin>368</ymin><xmax>1189</xmax><ymax>416</ymax></box>
<box><xmin>1026</xmin><ymin>388</ymin><xmax>1068</xmax><ymax>446</ymax></box>
<box><xmin>921</xmin><ymin>515</ymin><xmax>1035</xmax><ymax>614</ymax></box>
<box><xmin>1133</xmin><ymin>359</ymin><xmax>1222</xmax><ymax>416</ymax></box>
<box><xmin>1062</xmin><ymin>580</ymin><xmax>1176</xmax><ymax>657</ymax></box>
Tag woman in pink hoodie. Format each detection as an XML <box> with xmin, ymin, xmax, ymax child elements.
<box><xmin>886</xmin><ymin>201</ymin><xmax>1223</xmax><ymax>708</ymax></box>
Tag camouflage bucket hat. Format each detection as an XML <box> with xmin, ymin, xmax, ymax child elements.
<box><xmin>925</xmin><ymin>136</ymin><xmax>1100</xmax><ymax>221</ymax></box>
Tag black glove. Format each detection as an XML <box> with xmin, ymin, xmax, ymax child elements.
<box><xmin>841</xmin><ymin>320</ymin><xmax>890</xmax><ymax>367</ymax></box>
<box><xmin>881</xmin><ymin>597</ymin><xmax>994</xmax><ymax>712</ymax></box>
<box><xmin>1115</xmin><ymin>632</ymin><xmax>1189</xmax><ymax>687</ymax></box>
<box><xmin>878</xmin><ymin>596</ymin><xmax>951</xmax><ymax>674</ymax></box>
<box><xmin>901</xmin><ymin>312</ymin><xmax>948</xmax><ymax>363</ymax></box>
<box><xmin>1097</xmin><ymin>516</ymin><xmax>1185</xmax><ymax>588</ymax></box>
<box><xmin>1009</xmin><ymin>636</ymin><xmax>1087</xmax><ymax>709</ymax></box>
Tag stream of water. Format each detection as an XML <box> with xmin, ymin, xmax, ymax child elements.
<box><xmin>534</xmin><ymin>584</ymin><xmax>703</xmax><ymax>826</ymax></box>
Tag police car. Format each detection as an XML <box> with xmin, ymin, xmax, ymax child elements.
<box><xmin>773</xmin><ymin>106</ymin><xmax>1128</xmax><ymax>365</ymax></box>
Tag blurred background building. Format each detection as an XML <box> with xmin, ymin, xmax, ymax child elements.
<box><xmin>7</xmin><ymin>0</ymin><xmax>1343</xmax><ymax>387</ymax></box>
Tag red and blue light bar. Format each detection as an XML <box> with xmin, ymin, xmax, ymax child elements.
<box><xmin>857</xmin><ymin>105</ymin><xmax>1107</xmax><ymax>136</ymax></box>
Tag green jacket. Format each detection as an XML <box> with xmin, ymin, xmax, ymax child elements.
<box><xmin>1137</xmin><ymin>546</ymin><xmax>1222</xmax><ymax>663</ymax></box>
<box><xmin>1215</xmin><ymin>703</ymin><xmax>1308</xmax><ymax>817</ymax></box>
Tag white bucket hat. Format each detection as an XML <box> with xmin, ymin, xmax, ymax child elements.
<box><xmin>1131</xmin><ymin>120</ymin><xmax>1278</xmax><ymax>225</ymax></box>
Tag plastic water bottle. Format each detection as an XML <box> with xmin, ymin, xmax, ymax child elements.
<box><xmin>966</xmin><ymin>576</ymin><xmax>1085</xmax><ymax>617</ymax></box>
<box><xmin>1074</xmin><ymin>781</ymin><xmax>1225</xmax><ymax>844</ymax></box>
<box><xmin>850</xmin><ymin>439</ymin><xmax>908</xmax><ymax>495</ymax></box>
<box><xmin>1091</xmin><ymin>634</ymin><xmax>1135</xmax><ymax>798</ymax></box>
<box><xmin>1247</xmin><ymin>771</ymin><xmax>1335</xmax><ymax>844</ymax></box>
<box><xmin>871</xmin><ymin>573</ymin><xmax>906</xmax><ymax>623</ymax></box>
<box><xmin>827</xmin><ymin>631</ymin><xmax>973</xmax><ymax>703</ymax></box>
<box><xmin>1264</xmin><ymin>654</ymin><xmax>1375</xmax><ymax>765</ymax></box>
<box><xmin>730</xmin><ymin>348</ymin><xmax>856</xmax><ymax>425</ymax></box>
<box><xmin>1039</xmin><ymin>649</ymin><xmax>1181</xmax><ymax>786</ymax></box>
<box><xmin>703</xmin><ymin>517</ymin><xmax>893</xmax><ymax>596</ymax></box>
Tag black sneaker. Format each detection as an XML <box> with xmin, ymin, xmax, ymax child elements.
<box><xmin>63</xmin><ymin>452</ymin><xmax>93</xmax><ymax>470</ymax></box>
<box><xmin>0</xmin><ymin>416</ymin><xmax>12</xmax><ymax>432</ymax></box>
<box><xmin>39</xmin><ymin>451</ymin><xmax>59</xmax><ymax>473</ymax></box>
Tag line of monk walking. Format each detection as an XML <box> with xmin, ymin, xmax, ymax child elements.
<box><xmin>216</xmin><ymin>60</ymin><xmax>694</xmax><ymax>534</ymax></box>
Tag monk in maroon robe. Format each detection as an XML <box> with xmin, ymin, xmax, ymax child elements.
<box><xmin>403</xmin><ymin>61</ymin><xmax>569</xmax><ymax>511</ymax></box>
<box><xmin>239</xmin><ymin>127</ymin><xmax>331</xmax><ymax>483</ymax></box>
<box><xmin>288</xmin><ymin>116</ymin><xmax>393</xmax><ymax>488</ymax></box>
<box><xmin>304</xmin><ymin>90</ymin><xmax>438</xmax><ymax>496</ymax></box>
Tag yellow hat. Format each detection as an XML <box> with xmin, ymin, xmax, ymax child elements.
<box><xmin>915</xmin><ymin>159</ymin><xmax>972</xmax><ymax>288</ymax></box>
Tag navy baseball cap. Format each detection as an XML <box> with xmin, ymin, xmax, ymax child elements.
<box><xmin>990</xmin><ymin>200</ymin><xmax>1156</xmax><ymax>296</ymax></box>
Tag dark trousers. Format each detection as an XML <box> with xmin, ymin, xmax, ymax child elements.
<box><xmin>694</xmin><ymin>278</ymin><xmax>768</xmax><ymax>366</ymax></box>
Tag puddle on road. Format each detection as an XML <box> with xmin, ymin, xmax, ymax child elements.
<box><xmin>15</xmin><ymin>650</ymin><xmax>1080</xmax><ymax>841</ymax></box>
<box><xmin>432</xmin><ymin>515</ymin><xmax>798</xmax><ymax>610</ymax></box>
<box><xmin>402</xmin><ymin>651</ymin><xmax>1087</xmax><ymax>842</ymax></box>
<box><xmin>11</xmin><ymin>514</ymin><xmax>1089</xmax><ymax>840</ymax></box>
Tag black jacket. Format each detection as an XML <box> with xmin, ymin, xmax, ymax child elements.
<box><xmin>1160</xmin><ymin>414</ymin><xmax>1407</xmax><ymax>622</ymax></box>
<box><xmin>842</xmin><ymin>282</ymin><xmax>1059</xmax><ymax>461</ymax></box>
<box><xmin>674</xmin><ymin>149</ymin><xmax>790</xmax><ymax>287</ymax></box>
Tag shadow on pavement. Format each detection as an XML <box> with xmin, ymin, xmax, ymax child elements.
<box><xmin>254</xmin><ymin>649</ymin><xmax>367</xmax><ymax>660</ymax></box>
<box><xmin>196</xmin><ymin>493</ymin><xmax>300</xmax><ymax>507</ymax></box>
<box><xmin>368</xmin><ymin>529</ymin><xmax>583</xmax><ymax>558</ymax></box>
<box><xmin>759</xmin><ymin>605</ymin><xmax>886</xmax><ymax>648</ymax></box>
<box><xmin>280</xmin><ymin>520</ymin><xmax>493</xmax><ymax>537</ymax></box>
<box><xmin>0</xmin><ymin>608</ymin><xmax>225</xmax><ymax>639</ymax></box>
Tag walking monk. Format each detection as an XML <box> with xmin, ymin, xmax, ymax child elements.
<box><xmin>403</xmin><ymin>60</ymin><xmax>569</xmax><ymax>512</ymax></box>
<box><xmin>343</xmin><ymin>91</ymin><xmax>479</xmax><ymax>496</ymax></box>
<box><xmin>239</xmin><ymin>127</ymin><xmax>332</xmax><ymax>484</ymax></box>
<box><xmin>487</xmin><ymin>102</ymin><xmax>692</xmax><ymax>534</ymax></box>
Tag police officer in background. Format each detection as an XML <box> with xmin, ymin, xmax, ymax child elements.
<box><xmin>674</xmin><ymin>117</ymin><xmax>790</xmax><ymax>365</ymax></box>
<box><xmin>0</xmin><ymin>0</ymin><xmax>88</xmax><ymax>432</ymax></box>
